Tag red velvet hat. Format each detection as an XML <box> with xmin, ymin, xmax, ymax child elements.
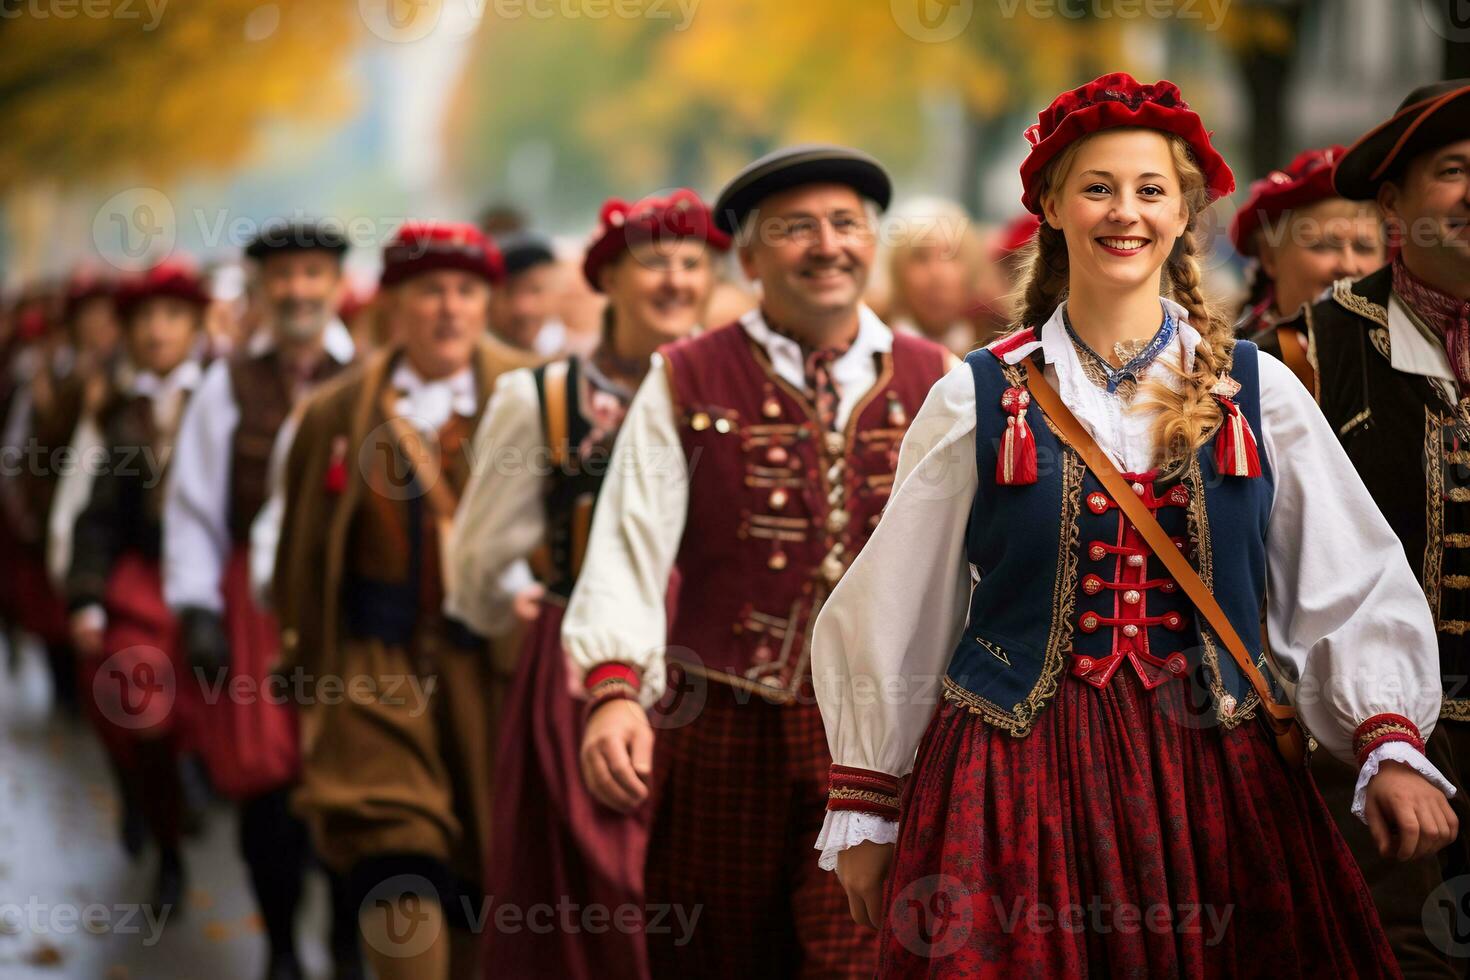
<box><xmin>582</xmin><ymin>189</ymin><xmax>731</xmax><ymax>292</ymax></box>
<box><xmin>380</xmin><ymin>221</ymin><xmax>505</xmax><ymax>288</ymax></box>
<box><xmin>990</xmin><ymin>213</ymin><xmax>1041</xmax><ymax>262</ymax></box>
<box><xmin>1019</xmin><ymin>73</ymin><xmax>1235</xmax><ymax>215</ymax></box>
<box><xmin>62</xmin><ymin>270</ymin><xmax>117</xmax><ymax>323</ymax></box>
<box><xmin>1228</xmin><ymin>145</ymin><xmax>1345</xmax><ymax>257</ymax></box>
<box><xmin>116</xmin><ymin>260</ymin><xmax>210</xmax><ymax>320</ymax></box>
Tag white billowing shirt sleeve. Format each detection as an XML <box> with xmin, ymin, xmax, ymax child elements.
<box><xmin>445</xmin><ymin>368</ymin><xmax>548</xmax><ymax>638</ymax></box>
<box><xmin>811</xmin><ymin>361</ymin><xmax>979</xmax><ymax>869</ymax></box>
<box><xmin>1257</xmin><ymin>353</ymin><xmax>1455</xmax><ymax>818</ymax></box>
<box><xmin>47</xmin><ymin>415</ymin><xmax>106</xmax><ymax>588</ymax></box>
<box><xmin>561</xmin><ymin>355</ymin><xmax>687</xmax><ymax>703</ymax></box>
<box><xmin>249</xmin><ymin>409</ymin><xmax>297</xmax><ymax>609</ymax></box>
<box><xmin>163</xmin><ymin>359</ymin><xmax>237</xmax><ymax>613</ymax></box>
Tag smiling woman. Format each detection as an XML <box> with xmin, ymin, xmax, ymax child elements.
<box><xmin>812</xmin><ymin>73</ymin><xmax>1458</xmax><ymax>978</ymax></box>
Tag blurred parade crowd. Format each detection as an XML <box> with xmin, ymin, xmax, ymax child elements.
<box><xmin>0</xmin><ymin>68</ymin><xmax>1467</xmax><ymax>980</ymax></box>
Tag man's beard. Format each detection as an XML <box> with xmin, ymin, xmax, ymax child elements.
<box><xmin>274</xmin><ymin>301</ymin><xmax>330</xmax><ymax>342</ymax></box>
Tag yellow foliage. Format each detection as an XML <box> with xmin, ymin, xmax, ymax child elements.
<box><xmin>0</xmin><ymin>1</ymin><xmax>359</xmax><ymax>193</ymax></box>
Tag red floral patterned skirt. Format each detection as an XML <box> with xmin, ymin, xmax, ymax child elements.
<box><xmin>879</xmin><ymin>668</ymin><xmax>1399</xmax><ymax>978</ymax></box>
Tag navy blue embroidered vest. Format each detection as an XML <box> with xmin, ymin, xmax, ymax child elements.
<box><xmin>944</xmin><ymin>340</ymin><xmax>1278</xmax><ymax>736</ymax></box>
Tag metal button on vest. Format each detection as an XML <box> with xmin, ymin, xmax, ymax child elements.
<box><xmin>827</xmin><ymin>486</ymin><xmax>843</xmax><ymax>506</ymax></box>
<box><xmin>766</xmin><ymin>445</ymin><xmax>788</xmax><ymax>465</ymax></box>
<box><xmin>826</xmin><ymin>509</ymin><xmax>849</xmax><ymax>534</ymax></box>
<box><xmin>768</xmin><ymin>551</ymin><xmax>788</xmax><ymax>571</ymax></box>
<box><xmin>1123</xmin><ymin>589</ymin><xmax>1141</xmax><ymax>605</ymax></box>
<box><xmin>1122</xmin><ymin>624</ymin><xmax>1140</xmax><ymax>638</ymax></box>
<box><xmin>821</xmin><ymin>553</ymin><xmax>845</xmax><ymax>584</ymax></box>
<box><xmin>1089</xmin><ymin>544</ymin><xmax>1107</xmax><ymax>561</ymax></box>
<box><xmin>1126</xmin><ymin>554</ymin><xmax>1145</xmax><ymax>568</ymax></box>
<box><xmin>1082</xmin><ymin>574</ymin><xmax>1103</xmax><ymax>595</ymax></box>
<box><xmin>1087</xmin><ymin>492</ymin><xmax>1109</xmax><ymax>514</ymax></box>
<box><xmin>714</xmin><ymin>417</ymin><xmax>732</xmax><ymax>434</ymax></box>
<box><xmin>691</xmin><ymin>412</ymin><xmax>711</xmax><ymax>431</ymax></box>
<box><xmin>762</xmin><ymin>397</ymin><xmax>782</xmax><ymax>419</ymax></box>
<box><xmin>769</xmin><ymin>488</ymin><xmax>789</xmax><ymax>510</ymax></box>
<box><xmin>823</xmin><ymin>432</ymin><xmax>845</xmax><ymax>456</ymax></box>
<box><xmin>1079</xmin><ymin>613</ymin><xmax>1100</xmax><ymax>633</ymax></box>
<box><xmin>1132</xmin><ymin>482</ymin><xmax>1146</xmax><ymax>495</ymax></box>
<box><xmin>826</xmin><ymin>462</ymin><xmax>844</xmax><ymax>482</ymax></box>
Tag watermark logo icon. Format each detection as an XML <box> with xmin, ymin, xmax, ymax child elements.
<box><xmin>891</xmin><ymin>0</ymin><xmax>972</xmax><ymax>42</ymax></box>
<box><xmin>92</xmin><ymin>188</ymin><xmax>176</xmax><ymax>272</ymax></box>
<box><xmin>888</xmin><ymin>873</ymin><xmax>972</xmax><ymax>958</ymax></box>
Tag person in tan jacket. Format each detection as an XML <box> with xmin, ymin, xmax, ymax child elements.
<box><xmin>269</xmin><ymin>221</ymin><xmax>538</xmax><ymax>980</ymax></box>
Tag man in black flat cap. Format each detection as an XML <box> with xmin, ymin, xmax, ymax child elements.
<box><xmin>163</xmin><ymin>218</ymin><xmax>361</xmax><ymax>980</ymax></box>
<box><xmin>563</xmin><ymin>145</ymin><xmax>954</xmax><ymax>977</ymax></box>
<box><xmin>488</xmin><ymin>232</ymin><xmax>567</xmax><ymax>356</ymax></box>
<box><xmin>1302</xmin><ymin>80</ymin><xmax>1470</xmax><ymax>976</ymax></box>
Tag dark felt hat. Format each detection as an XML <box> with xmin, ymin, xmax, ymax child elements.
<box><xmin>244</xmin><ymin>219</ymin><xmax>350</xmax><ymax>261</ymax></box>
<box><xmin>712</xmin><ymin>144</ymin><xmax>892</xmax><ymax>236</ymax></box>
<box><xmin>498</xmin><ymin>233</ymin><xmax>557</xmax><ymax>278</ymax></box>
<box><xmin>1334</xmin><ymin>79</ymin><xmax>1470</xmax><ymax>200</ymax></box>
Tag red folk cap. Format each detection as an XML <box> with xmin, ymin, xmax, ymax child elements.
<box><xmin>1228</xmin><ymin>145</ymin><xmax>1345</xmax><ymax>257</ymax></box>
<box><xmin>380</xmin><ymin>221</ymin><xmax>505</xmax><ymax>288</ymax></box>
<box><xmin>990</xmin><ymin>213</ymin><xmax>1042</xmax><ymax>262</ymax></box>
<box><xmin>1018</xmin><ymin>73</ymin><xmax>1235</xmax><ymax>216</ymax></box>
<box><xmin>115</xmin><ymin>260</ymin><xmax>210</xmax><ymax>320</ymax></box>
<box><xmin>62</xmin><ymin>269</ymin><xmax>118</xmax><ymax>323</ymax></box>
<box><xmin>582</xmin><ymin>189</ymin><xmax>731</xmax><ymax>291</ymax></box>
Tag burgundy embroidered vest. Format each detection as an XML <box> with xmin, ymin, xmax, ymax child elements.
<box><xmin>227</xmin><ymin>349</ymin><xmax>349</xmax><ymax>543</ymax></box>
<box><xmin>661</xmin><ymin>321</ymin><xmax>949</xmax><ymax>702</ymax></box>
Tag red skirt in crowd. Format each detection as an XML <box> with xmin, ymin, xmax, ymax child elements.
<box><xmin>9</xmin><ymin>549</ymin><xmax>69</xmax><ymax>646</ymax></box>
<box><xmin>484</xmin><ymin>598</ymin><xmax>652</xmax><ymax>980</ymax></box>
<box><xmin>76</xmin><ymin>553</ymin><xmax>199</xmax><ymax>766</ymax></box>
<box><xmin>879</xmin><ymin>668</ymin><xmax>1400</xmax><ymax>979</ymax></box>
<box><xmin>191</xmin><ymin>547</ymin><xmax>300</xmax><ymax>801</ymax></box>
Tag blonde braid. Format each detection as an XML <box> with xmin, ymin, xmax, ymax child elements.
<box><xmin>1011</xmin><ymin>221</ymin><xmax>1071</xmax><ymax>334</ymax></box>
<box><xmin>1126</xmin><ymin>134</ymin><xmax>1233</xmax><ymax>476</ymax></box>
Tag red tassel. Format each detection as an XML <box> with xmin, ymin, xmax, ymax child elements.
<box><xmin>997</xmin><ymin>386</ymin><xmax>1038</xmax><ymax>485</ymax></box>
<box><xmin>1214</xmin><ymin>397</ymin><xmax>1261</xmax><ymax>478</ymax></box>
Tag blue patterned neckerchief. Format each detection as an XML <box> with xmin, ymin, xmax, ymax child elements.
<box><xmin>1063</xmin><ymin>305</ymin><xmax>1177</xmax><ymax>395</ymax></box>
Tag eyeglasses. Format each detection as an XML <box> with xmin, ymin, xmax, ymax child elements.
<box><xmin>760</xmin><ymin>212</ymin><xmax>874</xmax><ymax>246</ymax></box>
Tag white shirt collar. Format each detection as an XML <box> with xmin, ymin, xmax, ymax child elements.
<box><xmin>391</xmin><ymin>360</ymin><xmax>478</xmax><ymax>432</ymax></box>
<box><xmin>1000</xmin><ymin>296</ymin><xmax>1196</xmax><ymax>368</ymax></box>
<box><xmin>245</xmin><ymin>318</ymin><xmax>356</xmax><ymax>365</ymax></box>
<box><xmin>737</xmin><ymin>304</ymin><xmax>893</xmax><ymax>392</ymax></box>
<box><xmin>1387</xmin><ymin>293</ymin><xmax>1457</xmax><ymax>382</ymax></box>
<box><xmin>131</xmin><ymin>357</ymin><xmax>204</xmax><ymax>399</ymax></box>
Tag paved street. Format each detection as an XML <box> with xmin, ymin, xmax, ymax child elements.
<box><xmin>0</xmin><ymin>637</ymin><xmax>338</xmax><ymax>979</ymax></box>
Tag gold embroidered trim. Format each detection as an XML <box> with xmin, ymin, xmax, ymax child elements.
<box><xmin>1428</xmin><ymin>407</ymin><xmax>1446</xmax><ymax>622</ymax></box>
<box><xmin>946</xmin><ymin>443</ymin><xmax>1083</xmax><ymax>735</ymax></box>
<box><xmin>1333</xmin><ymin>277</ymin><xmax>1389</xmax><ymax>330</ymax></box>
<box><xmin>1354</xmin><ymin>720</ymin><xmax>1421</xmax><ymax>755</ymax></box>
<box><xmin>1445</xmin><ymin>575</ymin><xmax>1470</xmax><ymax>589</ymax></box>
<box><xmin>1369</xmin><ymin>327</ymin><xmax>1392</xmax><ymax>361</ymax></box>
<box><xmin>1447</xmin><ymin>534</ymin><xmax>1470</xmax><ymax>548</ymax></box>
<box><xmin>1450</xmin><ymin>488</ymin><xmax>1470</xmax><ymax>503</ymax></box>
<box><xmin>1441</xmin><ymin>698</ymin><xmax>1470</xmax><ymax>721</ymax></box>
<box><xmin>746</xmin><ymin>526</ymin><xmax>806</xmax><ymax>543</ymax></box>
<box><xmin>1337</xmin><ymin>409</ymin><xmax>1372</xmax><ymax>438</ymax></box>
<box><xmin>977</xmin><ymin>637</ymin><xmax>1011</xmax><ymax>666</ymax></box>
<box><xmin>828</xmin><ymin>787</ymin><xmax>901</xmax><ymax>809</ymax></box>
<box><xmin>749</xmin><ymin>514</ymin><xmax>810</xmax><ymax>530</ymax></box>
<box><xmin>1440</xmin><ymin>620</ymin><xmax>1470</xmax><ymax>636</ymax></box>
<box><xmin>1186</xmin><ymin>453</ymin><xmax>1261</xmax><ymax>729</ymax></box>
